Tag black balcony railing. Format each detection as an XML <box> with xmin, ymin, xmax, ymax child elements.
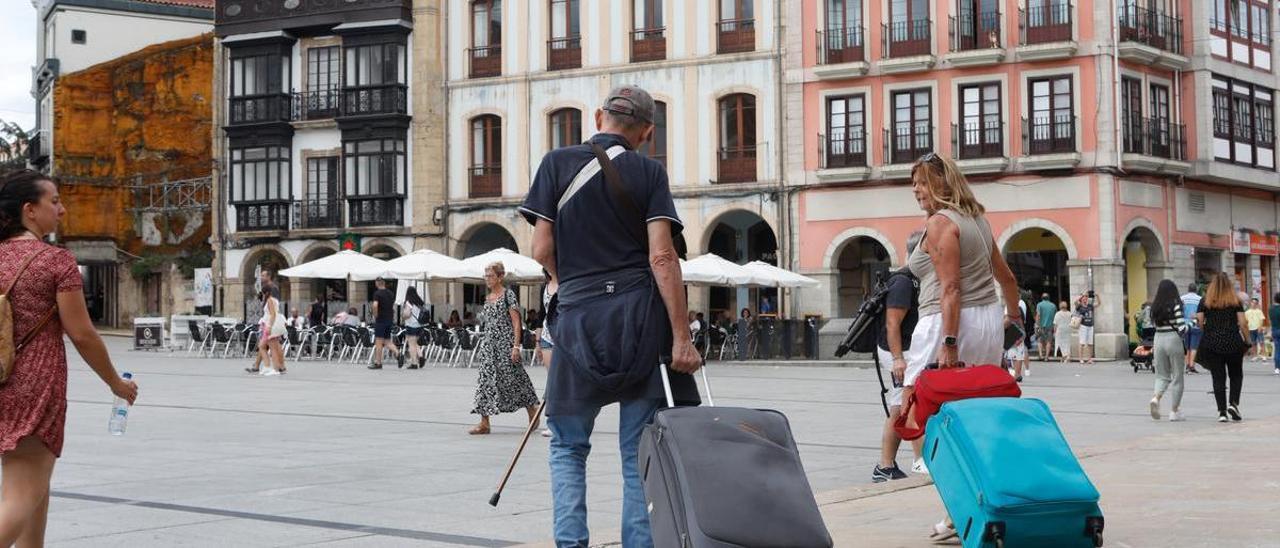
<box><xmin>468</xmin><ymin>45</ymin><xmax>502</xmax><ymax>78</ymax></box>
<box><xmin>883</xmin><ymin>20</ymin><xmax>932</xmax><ymax>58</ymax></box>
<box><xmin>717</xmin><ymin>146</ymin><xmax>757</xmax><ymax>183</ymax></box>
<box><xmin>631</xmin><ymin>28</ymin><xmax>666</xmax><ymax>62</ymax></box>
<box><xmin>1122</xmin><ymin>116</ymin><xmax>1186</xmax><ymax>160</ymax></box>
<box><xmin>717</xmin><ymin>19</ymin><xmax>756</xmax><ymax>54</ymax></box>
<box><xmin>292</xmin><ymin>89</ymin><xmax>341</xmax><ymax>120</ymax></box>
<box><xmin>341</xmin><ymin>84</ymin><xmax>408</xmax><ymax>117</ymax></box>
<box><xmin>27</xmin><ymin>131</ymin><xmax>48</xmax><ymax>164</ymax></box>
<box><xmin>951</xmin><ymin>11</ymin><xmax>1002</xmax><ymax>51</ymax></box>
<box><xmin>1020</xmin><ymin>3</ymin><xmax>1073</xmax><ymax>45</ymax></box>
<box><xmin>235</xmin><ymin>201</ymin><xmax>290</xmax><ymax>231</ymax></box>
<box><xmin>548</xmin><ymin>37</ymin><xmax>582</xmax><ymax>70</ymax></box>
<box><xmin>348</xmin><ymin>195</ymin><xmax>404</xmax><ymax>227</ymax></box>
<box><xmin>817</xmin><ymin>27</ymin><xmax>865</xmax><ymax>65</ymax></box>
<box><xmin>229</xmin><ymin>94</ymin><xmax>291</xmax><ymax>125</ymax></box>
<box><xmin>1024</xmin><ymin>115</ymin><xmax>1077</xmax><ymax>155</ymax></box>
<box><xmin>1118</xmin><ymin>5</ymin><xmax>1183</xmax><ymax>54</ymax></box>
<box><xmin>820</xmin><ymin>131</ymin><xmax>868</xmax><ymax>168</ymax></box>
<box><xmin>468</xmin><ymin>165</ymin><xmax>502</xmax><ymax>198</ymax></box>
<box><xmin>292</xmin><ymin>198</ymin><xmax>342</xmax><ymax>229</ymax></box>
<box><xmin>952</xmin><ymin>122</ymin><xmax>1005</xmax><ymax>159</ymax></box>
<box><xmin>885</xmin><ymin>126</ymin><xmax>934</xmax><ymax>164</ymax></box>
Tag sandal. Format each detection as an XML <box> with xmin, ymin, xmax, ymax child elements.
<box><xmin>929</xmin><ymin>520</ymin><xmax>958</xmax><ymax>543</ymax></box>
<box><xmin>245</xmin><ymin>367</ymin><xmax>260</xmax><ymax>373</ymax></box>
<box><xmin>468</xmin><ymin>424</ymin><xmax>491</xmax><ymax>435</ymax></box>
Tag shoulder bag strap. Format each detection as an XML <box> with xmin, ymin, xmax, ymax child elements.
<box><xmin>6</xmin><ymin>247</ymin><xmax>59</xmax><ymax>353</ymax></box>
<box><xmin>589</xmin><ymin>143</ymin><xmax>650</xmax><ymax>250</ymax></box>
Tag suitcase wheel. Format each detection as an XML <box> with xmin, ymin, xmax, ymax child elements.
<box><xmin>1085</xmin><ymin>516</ymin><xmax>1105</xmax><ymax>547</ymax></box>
<box><xmin>983</xmin><ymin>522</ymin><xmax>1005</xmax><ymax>547</ymax></box>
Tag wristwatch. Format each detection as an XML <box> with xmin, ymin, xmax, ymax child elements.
<box><xmin>943</xmin><ymin>335</ymin><xmax>958</xmax><ymax>347</ymax></box>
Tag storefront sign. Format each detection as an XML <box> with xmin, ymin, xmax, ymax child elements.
<box><xmin>1232</xmin><ymin>231</ymin><xmax>1278</xmax><ymax>256</ymax></box>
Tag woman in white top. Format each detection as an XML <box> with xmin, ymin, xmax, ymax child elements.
<box><xmin>260</xmin><ymin>283</ymin><xmax>287</xmax><ymax>375</ymax></box>
<box><xmin>402</xmin><ymin>286</ymin><xmax>426</xmax><ymax>369</ymax></box>
<box><xmin>1053</xmin><ymin>301</ymin><xmax>1074</xmax><ymax>363</ymax></box>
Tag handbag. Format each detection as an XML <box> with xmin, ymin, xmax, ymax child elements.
<box><xmin>1070</xmin><ymin>315</ymin><xmax>1082</xmax><ymax>329</ymax></box>
<box><xmin>269</xmin><ymin>312</ymin><xmax>287</xmax><ymax>338</ymax></box>
<box><xmin>893</xmin><ymin>364</ymin><xmax>1022</xmax><ymax>440</ymax></box>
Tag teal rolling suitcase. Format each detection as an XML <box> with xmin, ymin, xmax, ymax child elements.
<box><xmin>923</xmin><ymin>398</ymin><xmax>1105</xmax><ymax>548</ymax></box>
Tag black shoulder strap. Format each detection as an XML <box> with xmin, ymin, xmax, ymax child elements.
<box><xmin>589</xmin><ymin>143</ymin><xmax>649</xmax><ymax>249</ymax></box>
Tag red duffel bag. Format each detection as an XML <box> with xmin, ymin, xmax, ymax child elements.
<box><xmin>893</xmin><ymin>364</ymin><xmax>1021</xmax><ymax>440</ymax></box>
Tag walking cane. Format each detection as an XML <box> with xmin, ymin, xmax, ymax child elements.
<box><xmin>488</xmin><ymin>398</ymin><xmax>548</xmax><ymax>507</ymax></box>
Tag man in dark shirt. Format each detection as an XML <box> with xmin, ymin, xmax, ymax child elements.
<box><xmin>368</xmin><ymin>278</ymin><xmax>402</xmax><ymax>369</ymax></box>
<box><xmin>873</xmin><ymin>231</ymin><xmax>921</xmax><ymax>483</ymax></box>
<box><xmin>521</xmin><ymin>84</ymin><xmax>701</xmax><ymax>547</ymax></box>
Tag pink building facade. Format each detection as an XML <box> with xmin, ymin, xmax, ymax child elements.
<box><xmin>783</xmin><ymin>0</ymin><xmax>1279</xmax><ymax>358</ymax></box>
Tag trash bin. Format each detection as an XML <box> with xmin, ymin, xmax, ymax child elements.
<box><xmin>803</xmin><ymin>317</ymin><xmax>820</xmax><ymax>359</ymax></box>
<box><xmin>758</xmin><ymin>317</ymin><xmax>776</xmax><ymax>358</ymax></box>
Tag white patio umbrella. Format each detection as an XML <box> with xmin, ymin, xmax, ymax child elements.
<box><xmin>680</xmin><ymin>254</ymin><xmax>773</xmax><ymax>287</ymax></box>
<box><xmin>455</xmin><ymin>248</ymin><xmax>546</xmax><ymax>283</ymax></box>
<box><xmin>279</xmin><ymin>250</ymin><xmax>389</xmax><ymax>280</ymax></box>
<box><xmin>742</xmin><ymin>261</ymin><xmax>821</xmax><ymax>288</ymax></box>
<box><xmin>383</xmin><ymin>249</ymin><xmax>467</xmax><ymax>281</ymax></box>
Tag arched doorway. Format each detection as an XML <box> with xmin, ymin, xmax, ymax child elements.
<box><xmin>705</xmin><ymin>211</ymin><xmax>778</xmax><ymax>323</ymax></box>
<box><xmin>834</xmin><ymin>236</ymin><xmax>892</xmax><ymax>317</ymax></box>
<box><xmin>461</xmin><ymin>223</ymin><xmax>519</xmax><ymax>316</ymax></box>
<box><xmin>1122</xmin><ymin>226</ymin><xmax>1165</xmax><ymax>340</ymax></box>
<box><xmin>242</xmin><ymin>248</ymin><xmax>290</xmax><ymax>322</ymax></box>
<box><xmin>1003</xmin><ymin>228</ymin><xmax>1070</xmax><ymax>307</ymax></box>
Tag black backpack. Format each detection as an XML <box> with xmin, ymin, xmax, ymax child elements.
<box><xmin>415</xmin><ymin>304</ymin><xmax>431</xmax><ymax>326</ymax></box>
<box><xmin>840</xmin><ymin>269</ymin><xmax>920</xmax><ymax>355</ymax></box>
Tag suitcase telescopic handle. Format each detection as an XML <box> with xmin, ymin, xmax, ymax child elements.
<box><xmin>659</xmin><ymin>360</ymin><xmax>714</xmax><ymax>408</ymax></box>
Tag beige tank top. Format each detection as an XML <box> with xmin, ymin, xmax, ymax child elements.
<box><xmin>908</xmin><ymin>209</ymin><xmax>999</xmax><ymax>317</ymax></box>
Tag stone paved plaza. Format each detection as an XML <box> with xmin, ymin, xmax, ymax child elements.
<box><xmin>37</xmin><ymin>336</ymin><xmax>1280</xmax><ymax>546</ymax></box>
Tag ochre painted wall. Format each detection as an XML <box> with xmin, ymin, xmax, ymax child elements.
<box><xmin>52</xmin><ymin>33</ymin><xmax>213</xmax><ymax>254</ymax></box>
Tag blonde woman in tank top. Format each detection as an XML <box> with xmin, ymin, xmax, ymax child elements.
<box><xmin>907</xmin><ymin>153</ymin><xmax>1024</xmax><ymax>541</ymax></box>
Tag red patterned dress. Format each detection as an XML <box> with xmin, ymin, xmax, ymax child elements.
<box><xmin>0</xmin><ymin>239</ymin><xmax>83</xmax><ymax>458</ymax></box>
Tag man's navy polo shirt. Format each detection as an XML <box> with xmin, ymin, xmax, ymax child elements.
<box><xmin>519</xmin><ymin>133</ymin><xmax>682</xmax><ymax>283</ymax></box>
<box><xmin>520</xmin><ymin>132</ymin><xmax>697</xmax><ymax>415</ymax></box>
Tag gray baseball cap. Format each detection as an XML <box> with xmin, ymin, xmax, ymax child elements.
<box><xmin>602</xmin><ymin>84</ymin><xmax>655</xmax><ymax>124</ymax></box>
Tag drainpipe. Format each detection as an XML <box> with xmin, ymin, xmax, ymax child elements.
<box><xmin>1110</xmin><ymin>0</ymin><xmax>1122</xmax><ymax>172</ymax></box>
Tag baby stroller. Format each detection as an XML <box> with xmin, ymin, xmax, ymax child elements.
<box><xmin>1131</xmin><ymin>327</ymin><xmax>1156</xmax><ymax>373</ymax></box>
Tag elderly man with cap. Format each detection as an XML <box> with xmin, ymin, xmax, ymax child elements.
<box><xmin>521</xmin><ymin>84</ymin><xmax>702</xmax><ymax>547</ymax></box>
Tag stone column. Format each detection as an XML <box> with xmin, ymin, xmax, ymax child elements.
<box><xmin>1068</xmin><ymin>259</ymin><xmax>1127</xmax><ymax>360</ymax></box>
<box><xmin>1169</xmin><ymin>244</ymin><xmax>1196</xmax><ymax>289</ymax></box>
<box><xmin>797</xmin><ymin>269</ymin><xmax>838</xmax><ymax>319</ymax></box>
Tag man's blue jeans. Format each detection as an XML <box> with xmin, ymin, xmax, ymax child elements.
<box><xmin>548</xmin><ymin>398</ymin><xmax>662</xmax><ymax>548</ymax></box>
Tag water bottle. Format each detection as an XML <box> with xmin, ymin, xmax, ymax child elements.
<box><xmin>108</xmin><ymin>372</ymin><xmax>133</xmax><ymax>436</ymax></box>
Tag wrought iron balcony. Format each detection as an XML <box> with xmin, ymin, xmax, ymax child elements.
<box><xmin>1024</xmin><ymin>115</ymin><xmax>1077</xmax><ymax>155</ymax></box>
<box><xmin>348</xmin><ymin>195</ymin><xmax>404</xmax><ymax>227</ymax></box>
<box><xmin>631</xmin><ymin>28</ymin><xmax>666</xmax><ymax>62</ymax></box>
<box><xmin>292</xmin><ymin>198</ymin><xmax>342</xmax><ymax>229</ymax></box>
<box><xmin>468</xmin><ymin>166</ymin><xmax>502</xmax><ymax>198</ymax></box>
<box><xmin>885</xmin><ymin>126</ymin><xmax>934</xmax><ymax>165</ymax></box>
<box><xmin>820</xmin><ymin>131</ymin><xmax>868</xmax><ymax>169</ymax></box>
<box><xmin>717</xmin><ymin>146</ymin><xmax>757</xmax><ymax>183</ymax></box>
<box><xmin>235</xmin><ymin>200</ymin><xmax>290</xmax><ymax>231</ymax></box>
<box><xmin>27</xmin><ymin>130</ymin><xmax>49</xmax><ymax>165</ymax></box>
<box><xmin>341</xmin><ymin>84</ymin><xmax>407</xmax><ymax>117</ymax></box>
<box><xmin>953</xmin><ymin>122</ymin><xmax>1005</xmax><ymax>159</ymax></box>
<box><xmin>229</xmin><ymin>94</ymin><xmax>291</xmax><ymax>125</ymax></box>
<box><xmin>1122</xmin><ymin>116</ymin><xmax>1186</xmax><ymax>160</ymax></box>
<box><xmin>883</xmin><ymin>20</ymin><xmax>932</xmax><ymax>58</ymax></box>
<box><xmin>1020</xmin><ymin>3</ymin><xmax>1073</xmax><ymax>45</ymax></box>
<box><xmin>291</xmin><ymin>89</ymin><xmax>341</xmax><ymax>121</ymax></box>
<box><xmin>817</xmin><ymin>27</ymin><xmax>865</xmax><ymax>65</ymax></box>
<box><xmin>468</xmin><ymin>45</ymin><xmax>502</xmax><ymax>78</ymax></box>
<box><xmin>951</xmin><ymin>11</ymin><xmax>1002</xmax><ymax>51</ymax></box>
<box><xmin>1118</xmin><ymin>5</ymin><xmax>1183</xmax><ymax>54</ymax></box>
<box><xmin>717</xmin><ymin>19</ymin><xmax>755</xmax><ymax>54</ymax></box>
<box><xmin>548</xmin><ymin>37</ymin><xmax>582</xmax><ymax>70</ymax></box>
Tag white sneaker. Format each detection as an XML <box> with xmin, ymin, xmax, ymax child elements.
<box><xmin>261</xmin><ymin>368</ymin><xmax>281</xmax><ymax>377</ymax></box>
<box><xmin>912</xmin><ymin>458</ymin><xmax>930</xmax><ymax>475</ymax></box>
<box><xmin>1169</xmin><ymin>410</ymin><xmax>1186</xmax><ymax>422</ymax></box>
<box><xmin>1274</xmin><ymin>369</ymin><xmax>1280</xmax><ymax>375</ymax></box>
<box><xmin>540</xmin><ymin>428</ymin><xmax>551</xmax><ymax>438</ymax></box>
<box><xmin>1025</xmin><ymin>368</ymin><xmax>1031</xmax><ymax>378</ymax></box>
<box><xmin>1149</xmin><ymin>397</ymin><xmax>1161</xmax><ymax>420</ymax></box>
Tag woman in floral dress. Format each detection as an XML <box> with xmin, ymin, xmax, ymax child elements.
<box><xmin>469</xmin><ymin>262</ymin><xmax>540</xmax><ymax>435</ymax></box>
<box><xmin>0</xmin><ymin>170</ymin><xmax>138</xmax><ymax>546</ymax></box>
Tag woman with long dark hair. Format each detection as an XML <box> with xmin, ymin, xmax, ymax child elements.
<box><xmin>402</xmin><ymin>286</ymin><xmax>426</xmax><ymax>369</ymax></box>
<box><xmin>0</xmin><ymin>170</ymin><xmax>138</xmax><ymax>545</ymax></box>
<box><xmin>1148</xmin><ymin>279</ymin><xmax>1188</xmax><ymax>421</ymax></box>
<box><xmin>1196</xmin><ymin>272</ymin><xmax>1252</xmax><ymax>422</ymax></box>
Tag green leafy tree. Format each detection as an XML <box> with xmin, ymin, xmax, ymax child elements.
<box><xmin>0</xmin><ymin>120</ymin><xmax>32</xmax><ymax>171</ymax></box>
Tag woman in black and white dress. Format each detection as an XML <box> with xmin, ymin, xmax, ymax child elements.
<box><xmin>469</xmin><ymin>262</ymin><xmax>540</xmax><ymax>435</ymax></box>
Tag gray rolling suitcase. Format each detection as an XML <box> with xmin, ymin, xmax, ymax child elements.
<box><xmin>637</xmin><ymin>364</ymin><xmax>833</xmax><ymax>548</ymax></box>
